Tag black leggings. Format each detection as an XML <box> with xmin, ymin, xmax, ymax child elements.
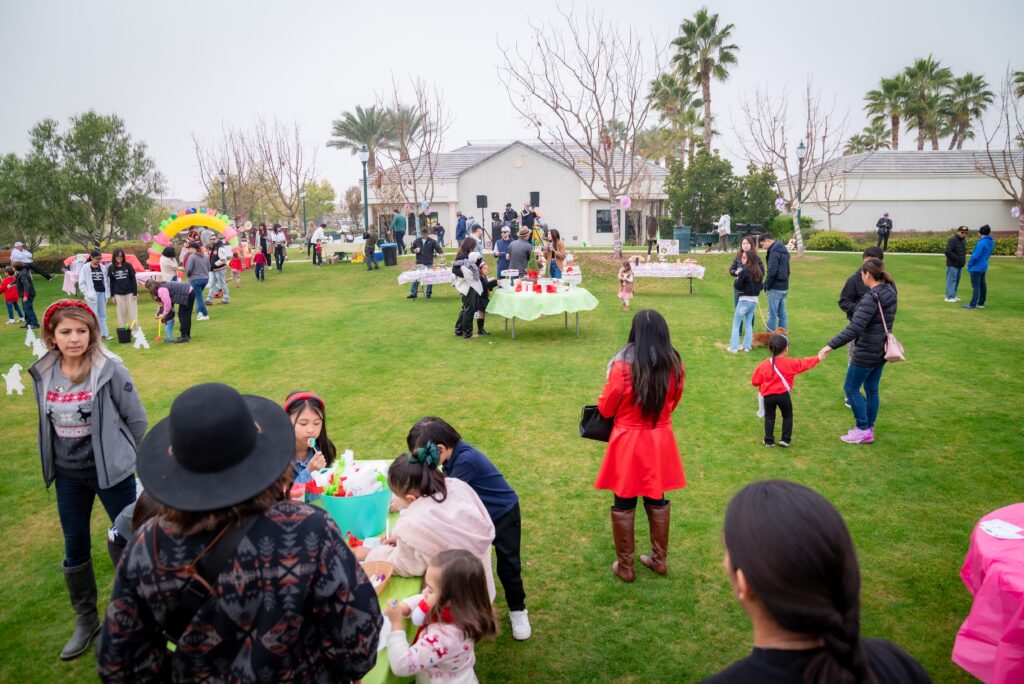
<box><xmin>613</xmin><ymin>494</ymin><xmax>667</xmax><ymax>511</ymax></box>
<box><xmin>763</xmin><ymin>392</ymin><xmax>793</xmax><ymax>443</ymax></box>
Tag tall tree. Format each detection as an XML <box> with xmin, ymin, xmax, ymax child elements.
<box><xmin>864</xmin><ymin>75</ymin><xmax>908</xmax><ymax>150</ymax></box>
<box><xmin>0</xmin><ymin>153</ymin><xmax>53</xmax><ymax>250</ymax></box>
<box><xmin>499</xmin><ymin>7</ymin><xmax>658</xmax><ymax>257</ymax></box>
<box><xmin>670</xmin><ymin>7</ymin><xmax>738</xmax><ymax>150</ymax></box>
<box><xmin>1014</xmin><ymin>70</ymin><xmax>1024</xmax><ymax>99</ymax></box>
<box><xmin>844</xmin><ymin>121</ymin><xmax>892</xmax><ymax>155</ymax></box>
<box><xmin>252</xmin><ymin>117</ymin><xmax>318</xmax><ymax>230</ymax></box>
<box><xmin>343</xmin><ymin>185</ymin><xmax>362</xmax><ymax>226</ymax></box>
<box><xmin>192</xmin><ymin>124</ymin><xmax>265</xmax><ymax>223</ymax></box>
<box><xmin>666</xmin><ymin>150</ymin><xmax>733</xmax><ymax>229</ymax></box>
<box><xmin>28</xmin><ymin>111</ymin><xmax>164</xmax><ymax>247</ymax></box>
<box><xmin>944</xmin><ymin>73</ymin><xmax>994</xmax><ymax>150</ymax></box>
<box><xmin>327</xmin><ymin>105</ymin><xmax>391</xmax><ymax>175</ymax></box>
<box><xmin>974</xmin><ymin>70</ymin><xmax>1024</xmax><ymax>258</ymax></box>
<box><xmin>648</xmin><ymin>72</ymin><xmax>703</xmax><ymax>164</ymax></box>
<box><xmin>903</xmin><ymin>55</ymin><xmax>953</xmax><ymax>150</ymax></box>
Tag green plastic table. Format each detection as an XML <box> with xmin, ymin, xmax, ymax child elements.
<box><xmin>485</xmin><ymin>287</ymin><xmax>599</xmax><ymax>339</ymax></box>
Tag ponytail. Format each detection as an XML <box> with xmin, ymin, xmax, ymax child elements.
<box><xmin>805</xmin><ymin>611</ymin><xmax>876</xmax><ymax>684</ymax></box>
<box><xmin>387</xmin><ymin>452</ymin><xmax>447</xmax><ymax>503</ymax></box>
<box><xmin>860</xmin><ymin>258</ymin><xmax>894</xmax><ymax>286</ymax></box>
<box><xmin>768</xmin><ymin>334</ymin><xmax>788</xmax><ymax>374</ymax></box>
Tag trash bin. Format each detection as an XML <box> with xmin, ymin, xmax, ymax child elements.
<box><xmin>115</xmin><ymin>327</ymin><xmax>132</xmax><ymax>344</ymax></box>
<box><xmin>674</xmin><ymin>226</ymin><xmax>692</xmax><ymax>253</ymax></box>
<box><xmin>380</xmin><ymin>242</ymin><xmax>398</xmax><ymax>266</ymax></box>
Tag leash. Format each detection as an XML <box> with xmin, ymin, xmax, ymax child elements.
<box><xmin>755</xmin><ymin>299</ymin><xmax>776</xmax><ymax>333</ymax></box>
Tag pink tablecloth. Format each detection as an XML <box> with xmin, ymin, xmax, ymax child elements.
<box><xmin>953</xmin><ymin>502</ymin><xmax>1024</xmax><ymax>683</ymax></box>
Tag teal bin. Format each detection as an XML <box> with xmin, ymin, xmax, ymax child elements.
<box><xmin>673</xmin><ymin>226</ymin><xmax>692</xmax><ymax>253</ymax></box>
<box><xmin>320</xmin><ymin>489</ymin><xmax>391</xmax><ymax>538</ymax></box>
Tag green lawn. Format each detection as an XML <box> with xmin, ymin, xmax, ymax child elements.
<box><xmin>0</xmin><ymin>248</ymin><xmax>1021</xmax><ymax>682</ymax></box>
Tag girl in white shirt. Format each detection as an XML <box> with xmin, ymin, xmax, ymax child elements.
<box><xmin>269</xmin><ymin>224</ymin><xmax>287</xmax><ymax>272</ymax></box>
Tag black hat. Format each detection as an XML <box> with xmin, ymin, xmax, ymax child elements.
<box><xmin>137</xmin><ymin>383</ymin><xmax>294</xmax><ymax>512</ymax></box>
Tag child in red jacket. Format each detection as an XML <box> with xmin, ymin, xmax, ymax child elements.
<box><xmin>253</xmin><ymin>251</ymin><xmax>266</xmax><ymax>282</ymax></box>
<box><xmin>229</xmin><ymin>254</ymin><xmax>243</xmax><ymax>288</ymax></box>
<box><xmin>1</xmin><ymin>267</ymin><xmax>25</xmax><ymax>323</ymax></box>
<box><xmin>751</xmin><ymin>334</ymin><xmax>820</xmax><ymax>447</ymax></box>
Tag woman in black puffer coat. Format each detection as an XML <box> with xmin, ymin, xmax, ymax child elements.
<box><xmin>818</xmin><ymin>258</ymin><xmax>897</xmax><ymax>445</ymax></box>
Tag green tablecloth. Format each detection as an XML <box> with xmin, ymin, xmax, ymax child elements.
<box><xmin>364</xmin><ymin>545</ymin><xmax>421</xmax><ymax>684</ymax></box>
<box><xmin>486</xmin><ymin>287</ymin><xmax>599</xmax><ymax>321</ymax></box>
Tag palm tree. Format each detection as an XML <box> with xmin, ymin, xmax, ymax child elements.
<box><xmin>327</xmin><ymin>105</ymin><xmax>391</xmax><ymax>175</ymax></box>
<box><xmin>943</xmin><ymin>73</ymin><xmax>994</xmax><ymax>149</ymax></box>
<box><xmin>670</xmin><ymin>7</ymin><xmax>738</xmax><ymax>150</ymax></box>
<box><xmin>903</xmin><ymin>55</ymin><xmax>953</xmax><ymax>150</ymax></box>
<box><xmin>864</xmin><ymin>75</ymin><xmax>908</xmax><ymax>150</ymax></box>
<box><xmin>637</xmin><ymin>127</ymin><xmax>674</xmax><ymax>167</ymax></box>
<box><xmin>844</xmin><ymin>121</ymin><xmax>892</xmax><ymax>155</ymax></box>
<box><xmin>1014</xmin><ymin>70</ymin><xmax>1024</xmax><ymax>99</ymax></box>
<box><xmin>648</xmin><ymin>73</ymin><xmax>703</xmax><ymax>164</ymax></box>
<box><xmin>385</xmin><ymin>104</ymin><xmax>425</xmax><ymax>162</ymax></box>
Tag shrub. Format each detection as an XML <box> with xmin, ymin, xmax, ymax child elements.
<box><xmin>769</xmin><ymin>214</ymin><xmax>814</xmax><ymax>240</ymax></box>
<box><xmin>658</xmin><ymin>216</ymin><xmax>675</xmax><ymax>239</ymax></box>
<box><xmin>805</xmin><ymin>231</ymin><xmax>858</xmax><ymax>251</ymax></box>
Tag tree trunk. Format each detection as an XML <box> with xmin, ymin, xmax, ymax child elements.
<box><xmin>956</xmin><ymin>123</ymin><xmax>967</xmax><ymax>150</ymax></box>
<box><xmin>930</xmin><ymin>131</ymin><xmax>940</xmax><ymax>150</ymax></box>
<box><xmin>610</xmin><ymin>198</ymin><xmax>622</xmax><ymax>258</ymax></box>
<box><xmin>916</xmin><ymin>114</ymin><xmax>926</xmax><ymax>150</ymax></box>
<box><xmin>891</xmin><ymin>115</ymin><xmax>900</xmax><ymax>150</ymax></box>
<box><xmin>947</xmin><ymin>134</ymin><xmax>958</xmax><ymax>150</ymax></box>
<box><xmin>701</xmin><ymin>64</ymin><xmax>712</xmax><ymax>150</ymax></box>
<box><xmin>1016</xmin><ymin>208</ymin><xmax>1024</xmax><ymax>259</ymax></box>
<box><xmin>791</xmin><ymin>210</ymin><xmax>805</xmax><ymax>254</ymax></box>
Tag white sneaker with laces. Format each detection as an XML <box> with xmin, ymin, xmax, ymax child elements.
<box><xmin>509</xmin><ymin>610</ymin><xmax>531</xmax><ymax>640</ymax></box>
<box><xmin>944</xmin><ymin>298</ymin><xmax>957</xmax><ymax>303</ymax></box>
<box><xmin>5</xmin><ymin>319</ymin><xmax>14</xmax><ymax>325</ymax></box>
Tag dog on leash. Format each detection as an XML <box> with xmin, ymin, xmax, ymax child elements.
<box><xmin>752</xmin><ymin>327</ymin><xmax>787</xmax><ymax>348</ymax></box>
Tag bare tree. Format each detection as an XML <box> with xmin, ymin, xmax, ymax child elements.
<box><xmin>251</xmin><ymin>117</ymin><xmax>319</xmax><ymax>233</ymax></box>
<box><xmin>375</xmin><ymin>76</ymin><xmax>452</xmax><ymax>238</ymax></box>
<box><xmin>498</xmin><ymin>6</ymin><xmax>659</xmax><ymax>257</ymax></box>
<box><xmin>734</xmin><ymin>80</ymin><xmax>848</xmax><ymax>253</ymax></box>
<box><xmin>809</xmin><ymin>149</ymin><xmax>862</xmax><ymax>231</ymax></box>
<box><xmin>974</xmin><ymin>70</ymin><xmax>1024</xmax><ymax>258</ymax></box>
<box><xmin>343</xmin><ymin>185</ymin><xmax>363</xmax><ymax>226</ymax></box>
<box><xmin>192</xmin><ymin>125</ymin><xmax>266</xmax><ymax>223</ymax></box>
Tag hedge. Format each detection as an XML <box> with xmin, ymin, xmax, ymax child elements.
<box><xmin>803</xmin><ymin>230</ymin><xmax>1019</xmax><ymax>255</ymax></box>
<box><xmin>805</xmin><ymin>231</ymin><xmax>858</xmax><ymax>251</ymax></box>
<box><xmin>769</xmin><ymin>214</ymin><xmax>815</xmax><ymax>240</ymax></box>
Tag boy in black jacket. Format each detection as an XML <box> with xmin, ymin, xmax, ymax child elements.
<box><xmin>407</xmin><ymin>227</ymin><xmax>444</xmax><ymax>299</ymax></box>
<box><xmin>944</xmin><ymin>226</ymin><xmax>968</xmax><ymax>302</ymax></box>
<box><xmin>13</xmin><ymin>262</ymin><xmax>39</xmax><ymax>328</ymax></box>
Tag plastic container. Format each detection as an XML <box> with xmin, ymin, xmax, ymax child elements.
<box><xmin>115</xmin><ymin>327</ymin><xmax>132</xmax><ymax>344</ymax></box>
<box><xmin>673</xmin><ymin>226</ymin><xmax>692</xmax><ymax>253</ymax></box>
<box><xmin>320</xmin><ymin>489</ymin><xmax>391</xmax><ymax>538</ymax></box>
<box><xmin>380</xmin><ymin>243</ymin><xmax>398</xmax><ymax>266</ymax></box>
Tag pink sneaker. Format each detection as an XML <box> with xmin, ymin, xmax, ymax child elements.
<box><xmin>841</xmin><ymin>428</ymin><xmax>874</xmax><ymax>444</ymax></box>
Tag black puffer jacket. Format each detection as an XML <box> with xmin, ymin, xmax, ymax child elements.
<box><xmin>945</xmin><ymin>234</ymin><xmax>966</xmax><ymax>268</ymax></box>
<box><xmin>733</xmin><ymin>267</ymin><xmax>763</xmax><ymax>297</ymax></box>
<box><xmin>828</xmin><ymin>283</ymin><xmax>898</xmax><ymax>367</ymax></box>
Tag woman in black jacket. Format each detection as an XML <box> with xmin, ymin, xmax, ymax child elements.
<box><xmin>818</xmin><ymin>258</ymin><xmax>897</xmax><ymax>444</ymax></box>
<box><xmin>107</xmin><ymin>247</ymin><xmax>138</xmax><ymax>334</ymax></box>
<box><xmin>728</xmin><ymin>250</ymin><xmax>764</xmax><ymax>352</ymax></box>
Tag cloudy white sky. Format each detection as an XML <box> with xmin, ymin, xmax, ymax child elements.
<box><xmin>1</xmin><ymin>0</ymin><xmax>1020</xmax><ymax>201</ymax></box>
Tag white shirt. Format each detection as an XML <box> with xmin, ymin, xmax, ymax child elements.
<box><xmin>11</xmin><ymin>247</ymin><xmax>33</xmax><ymax>263</ymax></box>
<box><xmin>715</xmin><ymin>214</ymin><xmax>731</xmax><ymax>236</ymax></box>
<box><xmin>270</xmin><ymin>229</ymin><xmax>287</xmax><ymax>245</ymax></box>
<box><xmin>311</xmin><ymin>227</ymin><xmax>325</xmax><ymax>243</ymax></box>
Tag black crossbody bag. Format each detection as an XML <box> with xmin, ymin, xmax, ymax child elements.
<box><xmin>159</xmin><ymin>515</ymin><xmax>259</xmax><ymax>650</ymax></box>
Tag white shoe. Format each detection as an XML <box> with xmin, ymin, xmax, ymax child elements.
<box><xmin>509</xmin><ymin>610</ymin><xmax>531</xmax><ymax>641</ymax></box>
<box><xmin>197</xmin><ymin>314</ymin><xmax>209</xmax><ymax>321</ymax></box>
<box><xmin>5</xmin><ymin>319</ymin><xmax>13</xmax><ymax>325</ymax></box>
<box><xmin>727</xmin><ymin>347</ymin><xmax>739</xmax><ymax>354</ymax></box>
<box><xmin>944</xmin><ymin>298</ymin><xmax>957</xmax><ymax>302</ymax></box>
<box><xmin>17</xmin><ymin>317</ymin><xmax>24</xmax><ymax>322</ymax></box>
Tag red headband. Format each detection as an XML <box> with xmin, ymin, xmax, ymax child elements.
<box><xmin>283</xmin><ymin>391</ymin><xmax>325</xmax><ymax>413</ymax></box>
<box><xmin>43</xmin><ymin>300</ymin><xmax>96</xmax><ymax>330</ymax></box>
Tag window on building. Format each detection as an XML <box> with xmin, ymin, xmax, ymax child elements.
<box><xmin>596</xmin><ymin>209</ymin><xmax>621</xmax><ymax>234</ymax></box>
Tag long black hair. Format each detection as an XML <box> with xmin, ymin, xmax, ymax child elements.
<box><xmin>627</xmin><ymin>310</ymin><xmax>683</xmax><ymax>425</ymax></box>
<box><xmin>283</xmin><ymin>390</ymin><xmax>337</xmax><ymax>468</ymax></box>
<box><xmin>769</xmin><ymin>334</ymin><xmax>788</xmax><ymax>379</ymax></box>
<box><xmin>724</xmin><ymin>480</ymin><xmax>875</xmax><ymax>684</ymax></box>
<box><xmin>387</xmin><ymin>452</ymin><xmax>447</xmax><ymax>503</ymax></box>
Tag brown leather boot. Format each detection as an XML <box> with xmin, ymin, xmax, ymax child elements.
<box><xmin>639</xmin><ymin>500</ymin><xmax>671</xmax><ymax>575</ymax></box>
<box><xmin>610</xmin><ymin>507</ymin><xmax>635</xmax><ymax>583</ymax></box>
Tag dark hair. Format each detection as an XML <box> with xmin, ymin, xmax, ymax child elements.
<box><xmin>90</xmin><ymin>248</ymin><xmax>102</xmax><ymax>258</ymax></box>
<box><xmin>724</xmin><ymin>480</ymin><xmax>876</xmax><ymax>684</ymax></box>
<box><xmin>862</xmin><ymin>246</ymin><xmax>883</xmax><ymax>260</ymax></box>
<box><xmin>406</xmin><ymin>416</ymin><xmax>462</xmax><ymax>452</ymax></box>
<box><xmin>4</xmin><ymin>266</ymin><xmax>13</xmax><ymax>276</ymax></box>
<box><xmin>272</xmin><ymin>223</ymin><xmax>281</xmax><ymax>230</ymax></box>
<box><xmin>163</xmin><ymin>472</ymin><xmax>288</xmax><ymax>535</ymax></box>
<box><xmin>456</xmin><ymin>237</ymin><xmax>475</xmax><ymax>260</ymax></box>
<box><xmin>742</xmin><ymin>250</ymin><xmax>763</xmax><ymax>282</ymax></box>
<box><xmin>758</xmin><ymin>233</ymin><xmax>774</xmax><ymax>246</ymax></box>
<box><xmin>548</xmin><ymin>228</ymin><xmax>562</xmax><ymax>245</ymax></box>
<box><xmin>13</xmin><ymin>262</ymin><xmax>24</xmax><ymax>271</ymax></box>
<box><xmin>161</xmin><ymin>246</ymin><xmax>175</xmax><ymax>259</ymax></box>
<box><xmin>111</xmin><ymin>247</ymin><xmax>127</xmax><ymax>266</ymax></box>
<box><xmin>284</xmin><ymin>390</ymin><xmax>337</xmax><ymax>468</ymax></box>
<box><xmin>387</xmin><ymin>453</ymin><xmax>447</xmax><ymax>502</ymax></box>
<box><xmin>978</xmin><ymin>224</ymin><xmax>991</xmax><ymax>236</ymax></box>
<box><xmin>769</xmin><ymin>334</ymin><xmax>789</xmax><ymax>377</ymax></box>
<box><xmin>859</xmin><ymin>258</ymin><xmax>894</xmax><ymax>286</ymax></box>
<box><xmin>131</xmin><ymin>490</ymin><xmax>162</xmax><ymax>532</ymax></box>
<box><xmin>427</xmin><ymin>549</ymin><xmax>498</xmax><ymax>642</ymax></box>
<box><xmin>738</xmin><ymin>235</ymin><xmax>758</xmax><ymax>254</ymax></box>
<box><xmin>143</xmin><ymin>278</ymin><xmax>164</xmax><ymax>300</ymax></box>
<box><xmin>626</xmin><ymin>310</ymin><xmax>683</xmax><ymax>426</ymax></box>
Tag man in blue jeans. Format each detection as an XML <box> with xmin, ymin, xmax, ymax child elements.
<box><xmin>185</xmin><ymin>243</ymin><xmax>210</xmax><ymax>320</ymax></box>
<box><xmin>944</xmin><ymin>226</ymin><xmax>968</xmax><ymax>302</ymax></box>
<box><xmin>760</xmin><ymin>233</ymin><xmax>791</xmax><ymax>331</ymax></box>
<box><xmin>963</xmin><ymin>224</ymin><xmax>993</xmax><ymax>309</ymax></box>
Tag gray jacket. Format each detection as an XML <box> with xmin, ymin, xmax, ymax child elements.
<box><xmin>508</xmin><ymin>238</ymin><xmax>533</xmax><ymax>273</ymax></box>
<box><xmin>29</xmin><ymin>349</ymin><xmax>148</xmax><ymax>489</ymax></box>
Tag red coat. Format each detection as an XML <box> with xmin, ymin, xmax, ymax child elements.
<box><xmin>0</xmin><ymin>276</ymin><xmax>18</xmax><ymax>304</ymax></box>
<box><xmin>751</xmin><ymin>356</ymin><xmax>820</xmax><ymax>397</ymax></box>
<box><xmin>594</xmin><ymin>360</ymin><xmax>686</xmax><ymax>498</ymax></box>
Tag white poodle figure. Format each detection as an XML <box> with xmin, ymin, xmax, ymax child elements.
<box><xmin>4</xmin><ymin>364</ymin><xmax>24</xmax><ymax>395</ymax></box>
<box><xmin>132</xmin><ymin>326</ymin><xmax>150</xmax><ymax>350</ymax></box>
<box><xmin>24</xmin><ymin>327</ymin><xmax>37</xmax><ymax>348</ymax></box>
<box><xmin>31</xmin><ymin>337</ymin><xmax>48</xmax><ymax>360</ymax></box>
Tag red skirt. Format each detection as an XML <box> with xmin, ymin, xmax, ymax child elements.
<box><xmin>593</xmin><ymin>422</ymin><xmax>686</xmax><ymax>498</ymax></box>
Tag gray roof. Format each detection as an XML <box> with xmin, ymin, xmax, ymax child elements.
<box><xmin>380</xmin><ymin>139</ymin><xmax>669</xmax><ymax>182</ymax></box>
<box><xmin>815</xmin><ymin>150</ymin><xmax>1024</xmax><ymax>176</ymax></box>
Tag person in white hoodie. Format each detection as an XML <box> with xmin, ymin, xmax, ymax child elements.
<box><xmin>77</xmin><ymin>250</ymin><xmax>111</xmax><ymax>339</ymax></box>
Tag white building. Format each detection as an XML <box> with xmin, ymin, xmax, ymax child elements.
<box><xmin>367</xmin><ymin>140</ymin><xmax>668</xmax><ymax>246</ymax></box>
<box><xmin>800</xmin><ymin>150</ymin><xmax>1021</xmax><ymax>233</ymax></box>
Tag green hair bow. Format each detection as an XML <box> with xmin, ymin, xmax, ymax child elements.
<box><xmin>409</xmin><ymin>442</ymin><xmax>440</xmax><ymax>468</ymax></box>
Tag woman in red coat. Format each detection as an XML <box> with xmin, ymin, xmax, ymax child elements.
<box><xmin>595</xmin><ymin>309</ymin><xmax>686</xmax><ymax>582</ymax></box>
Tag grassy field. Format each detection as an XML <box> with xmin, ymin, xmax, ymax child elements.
<box><xmin>0</xmin><ymin>247</ymin><xmax>1021</xmax><ymax>682</ymax></box>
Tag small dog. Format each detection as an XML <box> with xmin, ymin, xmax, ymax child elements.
<box><xmin>752</xmin><ymin>327</ymin><xmax>787</xmax><ymax>348</ymax></box>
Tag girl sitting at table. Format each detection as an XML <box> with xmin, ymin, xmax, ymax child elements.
<box><xmin>385</xmin><ymin>548</ymin><xmax>496</xmax><ymax>683</ymax></box>
<box><xmin>355</xmin><ymin>447</ymin><xmax>497</xmax><ymax>602</ymax></box>
<box><xmin>283</xmin><ymin>391</ymin><xmax>336</xmax><ymax>487</ymax></box>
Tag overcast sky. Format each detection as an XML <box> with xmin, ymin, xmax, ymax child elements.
<box><xmin>1</xmin><ymin>0</ymin><xmax>1021</xmax><ymax>201</ymax></box>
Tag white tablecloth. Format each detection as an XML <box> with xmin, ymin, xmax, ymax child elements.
<box><xmin>396</xmin><ymin>269</ymin><xmax>453</xmax><ymax>286</ymax></box>
<box><xmin>633</xmin><ymin>263</ymin><xmax>706</xmax><ymax>279</ymax></box>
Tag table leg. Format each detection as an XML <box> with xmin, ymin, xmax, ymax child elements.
<box><xmin>689</xmin><ymin>276</ymin><xmax>693</xmax><ymax>295</ymax></box>
<box><xmin>576</xmin><ymin>312</ymin><xmax>580</xmax><ymax>338</ymax></box>
<box><xmin>505</xmin><ymin>317</ymin><xmax>508</xmax><ymax>332</ymax></box>
<box><xmin>564</xmin><ymin>311</ymin><xmax>568</xmax><ymax>329</ymax></box>
<box><xmin>512</xmin><ymin>317</ymin><xmax>516</xmax><ymax>340</ymax></box>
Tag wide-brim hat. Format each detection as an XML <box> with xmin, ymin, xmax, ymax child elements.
<box><xmin>518</xmin><ymin>227</ymin><xmax>531</xmax><ymax>238</ymax></box>
<box><xmin>137</xmin><ymin>383</ymin><xmax>294</xmax><ymax>512</ymax></box>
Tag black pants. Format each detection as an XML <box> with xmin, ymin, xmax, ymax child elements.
<box><xmin>493</xmin><ymin>504</ymin><xmax>526</xmax><ymax>611</ymax></box>
<box><xmin>458</xmin><ymin>290</ymin><xmax>479</xmax><ymax>338</ymax></box>
<box><xmin>365</xmin><ymin>251</ymin><xmax>378</xmax><ymax>270</ymax></box>
<box><xmin>178</xmin><ymin>291</ymin><xmax>195</xmax><ymax>339</ymax></box>
<box><xmin>25</xmin><ymin>263</ymin><xmax>52</xmax><ymax>280</ymax></box>
<box><xmin>306</xmin><ymin>240</ymin><xmax>313</xmax><ymax>257</ymax></box>
<box><xmin>613</xmin><ymin>494</ymin><xmax>666</xmax><ymax>510</ymax></box>
<box><xmin>394</xmin><ymin>232</ymin><xmax>405</xmax><ymax>255</ymax></box>
<box><xmin>312</xmin><ymin>250</ymin><xmax>322</xmax><ymax>266</ymax></box>
<box><xmin>763</xmin><ymin>392</ymin><xmax>793</xmax><ymax>443</ymax></box>
<box><xmin>876</xmin><ymin>232</ymin><xmax>889</xmax><ymax>251</ymax></box>
<box><xmin>646</xmin><ymin>239</ymin><xmax>657</xmax><ymax>255</ymax></box>
<box><xmin>274</xmin><ymin>245</ymin><xmax>285</xmax><ymax>271</ymax></box>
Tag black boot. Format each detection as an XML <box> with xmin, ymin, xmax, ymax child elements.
<box><xmin>476</xmin><ymin>318</ymin><xmax>490</xmax><ymax>335</ymax></box>
<box><xmin>60</xmin><ymin>560</ymin><xmax>100</xmax><ymax>660</ymax></box>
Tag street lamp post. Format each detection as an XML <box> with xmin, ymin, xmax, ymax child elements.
<box><xmin>795</xmin><ymin>141</ymin><xmax>807</xmax><ymax>249</ymax></box>
<box><xmin>218</xmin><ymin>168</ymin><xmax>228</xmax><ymax>215</ymax></box>
<box><xmin>300</xmin><ymin>188</ymin><xmax>307</xmax><ymax>242</ymax></box>
<box><xmin>358</xmin><ymin>145</ymin><xmax>370</xmax><ymax>235</ymax></box>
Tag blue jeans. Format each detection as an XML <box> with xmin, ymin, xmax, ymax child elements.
<box><xmin>730</xmin><ymin>300</ymin><xmax>755</xmax><ymax>350</ymax></box>
<box><xmin>5</xmin><ymin>300</ymin><xmax>23</xmax><ymax>319</ymax></box>
<box><xmin>945</xmin><ymin>267</ymin><xmax>962</xmax><ymax>299</ymax></box>
<box><xmin>54</xmin><ymin>472</ymin><xmax>136</xmax><ymax>566</ymax></box>
<box><xmin>766</xmin><ymin>288</ymin><xmax>788</xmax><ymax>331</ymax></box>
<box><xmin>844</xmin><ymin>363</ymin><xmax>885</xmax><ymax>430</ymax></box>
<box><xmin>207</xmin><ymin>269</ymin><xmax>229</xmax><ymax>302</ymax></box>
<box><xmin>190</xmin><ymin>278</ymin><xmax>209</xmax><ymax>315</ymax></box>
<box><xmin>550</xmin><ymin>264</ymin><xmax>562</xmax><ymax>279</ymax></box>
<box><xmin>255</xmin><ymin>264</ymin><xmax>265</xmax><ymax>281</ymax></box>
<box><xmin>22</xmin><ymin>294</ymin><xmax>38</xmax><ymax>326</ymax></box>
<box><xmin>94</xmin><ymin>291</ymin><xmax>109</xmax><ymax>337</ymax></box>
<box><xmin>409</xmin><ymin>280</ymin><xmax>433</xmax><ymax>298</ymax></box>
<box><xmin>969</xmin><ymin>270</ymin><xmax>987</xmax><ymax>307</ymax></box>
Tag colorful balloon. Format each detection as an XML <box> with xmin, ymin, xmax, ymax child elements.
<box><xmin>619</xmin><ymin>196</ymin><xmax>631</xmax><ymax>210</ymax></box>
<box><xmin>1012</xmin><ymin>205</ymin><xmax>1021</xmax><ymax>219</ymax></box>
